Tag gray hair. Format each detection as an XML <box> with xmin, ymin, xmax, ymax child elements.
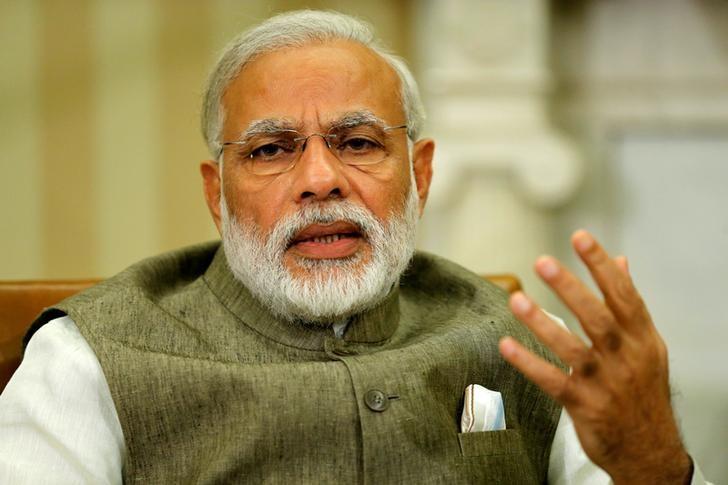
<box><xmin>201</xmin><ymin>10</ymin><xmax>425</xmax><ymax>159</ymax></box>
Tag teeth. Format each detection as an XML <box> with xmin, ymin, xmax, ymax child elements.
<box><xmin>311</xmin><ymin>234</ymin><xmax>342</xmax><ymax>244</ymax></box>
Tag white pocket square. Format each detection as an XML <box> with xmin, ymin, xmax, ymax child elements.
<box><xmin>461</xmin><ymin>384</ymin><xmax>506</xmax><ymax>433</ymax></box>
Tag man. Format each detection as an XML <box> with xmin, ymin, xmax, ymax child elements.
<box><xmin>0</xmin><ymin>10</ymin><xmax>711</xmax><ymax>484</ymax></box>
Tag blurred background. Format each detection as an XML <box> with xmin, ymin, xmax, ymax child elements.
<box><xmin>1</xmin><ymin>0</ymin><xmax>726</xmax><ymax>479</ymax></box>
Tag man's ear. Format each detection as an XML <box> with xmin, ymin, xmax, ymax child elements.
<box><xmin>200</xmin><ymin>160</ymin><xmax>223</xmax><ymax>234</ymax></box>
<box><xmin>411</xmin><ymin>138</ymin><xmax>435</xmax><ymax>215</ymax></box>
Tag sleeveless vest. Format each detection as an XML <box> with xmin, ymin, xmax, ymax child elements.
<box><xmin>29</xmin><ymin>242</ymin><xmax>564</xmax><ymax>484</ymax></box>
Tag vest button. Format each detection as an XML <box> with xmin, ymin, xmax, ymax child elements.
<box><xmin>364</xmin><ymin>389</ymin><xmax>389</xmax><ymax>412</ymax></box>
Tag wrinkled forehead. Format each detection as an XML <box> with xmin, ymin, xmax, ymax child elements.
<box><xmin>221</xmin><ymin>40</ymin><xmax>405</xmax><ymax>138</ymax></box>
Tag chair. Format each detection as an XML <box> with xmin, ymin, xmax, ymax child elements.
<box><xmin>0</xmin><ymin>274</ymin><xmax>520</xmax><ymax>393</ymax></box>
<box><xmin>0</xmin><ymin>280</ymin><xmax>99</xmax><ymax>393</ymax></box>
<box><xmin>485</xmin><ymin>274</ymin><xmax>521</xmax><ymax>295</ymax></box>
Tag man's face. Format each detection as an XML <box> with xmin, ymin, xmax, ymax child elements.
<box><xmin>201</xmin><ymin>40</ymin><xmax>434</xmax><ymax>321</ymax></box>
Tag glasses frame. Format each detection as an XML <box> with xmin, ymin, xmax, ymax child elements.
<box><xmin>218</xmin><ymin>123</ymin><xmax>408</xmax><ymax>175</ymax></box>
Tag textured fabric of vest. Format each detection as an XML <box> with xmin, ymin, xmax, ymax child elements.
<box><xmin>30</xmin><ymin>242</ymin><xmax>565</xmax><ymax>484</ymax></box>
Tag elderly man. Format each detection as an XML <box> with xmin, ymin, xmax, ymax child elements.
<box><xmin>0</xmin><ymin>10</ymin><xmax>711</xmax><ymax>484</ymax></box>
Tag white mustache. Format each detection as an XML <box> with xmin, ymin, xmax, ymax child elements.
<box><xmin>266</xmin><ymin>201</ymin><xmax>381</xmax><ymax>254</ymax></box>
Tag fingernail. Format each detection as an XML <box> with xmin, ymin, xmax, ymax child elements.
<box><xmin>573</xmin><ymin>230</ymin><xmax>594</xmax><ymax>252</ymax></box>
<box><xmin>536</xmin><ymin>256</ymin><xmax>559</xmax><ymax>279</ymax></box>
<box><xmin>511</xmin><ymin>292</ymin><xmax>532</xmax><ymax>314</ymax></box>
<box><xmin>499</xmin><ymin>337</ymin><xmax>516</xmax><ymax>357</ymax></box>
<box><xmin>615</xmin><ymin>255</ymin><xmax>629</xmax><ymax>274</ymax></box>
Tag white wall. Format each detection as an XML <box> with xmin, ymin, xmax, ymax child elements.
<box><xmin>614</xmin><ymin>134</ymin><xmax>728</xmax><ymax>478</ymax></box>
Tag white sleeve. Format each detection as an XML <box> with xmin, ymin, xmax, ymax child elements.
<box><xmin>548</xmin><ymin>408</ymin><xmax>612</xmax><ymax>484</ymax></box>
<box><xmin>0</xmin><ymin>316</ymin><xmax>125</xmax><ymax>485</ymax></box>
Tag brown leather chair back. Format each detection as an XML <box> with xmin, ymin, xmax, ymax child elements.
<box><xmin>0</xmin><ymin>274</ymin><xmax>519</xmax><ymax>393</ymax></box>
<box><xmin>0</xmin><ymin>280</ymin><xmax>99</xmax><ymax>393</ymax></box>
<box><xmin>484</xmin><ymin>274</ymin><xmax>521</xmax><ymax>295</ymax></box>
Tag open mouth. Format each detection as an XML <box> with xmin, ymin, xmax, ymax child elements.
<box><xmin>287</xmin><ymin>221</ymin><xmax>364</xmax><ymax>259</ymax></box>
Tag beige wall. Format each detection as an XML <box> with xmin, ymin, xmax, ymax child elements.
<box><xmin>0</xmin><ymin>0</ymin><xmax>412</xmax><ymax>279</ymax></box>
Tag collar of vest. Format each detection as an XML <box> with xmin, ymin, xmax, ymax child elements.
<box><xmin>202</xmin><ymin>246</ymin><xmax>401</xmax><ymax>351</ymax></box>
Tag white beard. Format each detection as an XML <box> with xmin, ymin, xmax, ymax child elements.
<box><xmin>220</xmin><ymin>180</ymin><xmax>420</xmax><ymax>325</ymax></box>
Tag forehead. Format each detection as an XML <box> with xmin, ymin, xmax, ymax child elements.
<box><xmin>221</xmin><ymin>40</ymin><xmax>404</xmax><ymax>137</ymax></box>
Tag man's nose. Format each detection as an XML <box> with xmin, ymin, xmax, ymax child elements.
<box><xmin>292</xmin><ymin>136</ymin><xmax>351</xmax><ymax>203</ymax></box>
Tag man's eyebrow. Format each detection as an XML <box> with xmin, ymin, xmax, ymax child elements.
<box><xmin>328</xmin><ymin>111</ymin><xmax>387</xmax><ymax>130</ymax></box>
<box><xmin>235</xmin><ymin>112</ymin><xmax>387</xmax><ymax>140</ymax></box>
<box><xmin>238</xmin><ymin>118</ymin><xmax>301</xmax><ymax>139</ymax></box>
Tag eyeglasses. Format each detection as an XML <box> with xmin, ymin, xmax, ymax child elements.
<box><xmin>219</xmin><ymin>123</ymin><xmax>408</xmax><ymax>176</ymax></box>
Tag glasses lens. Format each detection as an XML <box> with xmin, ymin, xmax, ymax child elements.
<box><xmin>238</xmin><ymin>133</ymin><xmax>298</xmax><ymax>175</ymax></box>
<box><xmin>331</xmin><ymin>125</ymin><xmax>390</xmax><ymax>166</ymax></box>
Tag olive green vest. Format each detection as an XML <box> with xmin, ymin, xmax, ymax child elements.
<box><xmin>30</xmin><ymin>242</ymin><xmax>564</xmax><ymax>484</ymax></box>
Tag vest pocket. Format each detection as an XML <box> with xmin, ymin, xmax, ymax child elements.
<box><xmin>457</xmin><ymin>428</ymin><xmax>525</xmax><ymax>457</ymax></box>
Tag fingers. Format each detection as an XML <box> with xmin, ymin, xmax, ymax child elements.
<box><xmin>499</xmin><ymin>336</ymin><xmax>574</xmax><ymax>405</ymax></box>
<box><xmin>533</xmin><ymin>257</ymin><xmax>623</xmax><ymax>352</ymax></box>
<box><xmin>571</xmin><ymin>230</ymin><xmax>647</xmax><ymax>325</ymax></box>
<box><xmin>510</xmin><ymin>292</ymin><xmax>592</xmax><ymax>367</ymax></box>
<box><xmin>534</xmin><ymin>230</ymin><xmax>652</xmax><ymax>341</ymax></box>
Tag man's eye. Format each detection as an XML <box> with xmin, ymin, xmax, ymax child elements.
<box><xmin>249</xmin><ymin>142</ymin><xmax>292</xmax><ymax>160</ymax></box>
<box><xmin>339</xmin><ymin>137</ymin><xmax>380</xmax><ymax>152</ymax></box>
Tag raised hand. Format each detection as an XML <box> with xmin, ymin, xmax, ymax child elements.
<box><xmin>499</xmin><ymin>230</ymin><xmax>692</xmax><ymax>484</ymax></box>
